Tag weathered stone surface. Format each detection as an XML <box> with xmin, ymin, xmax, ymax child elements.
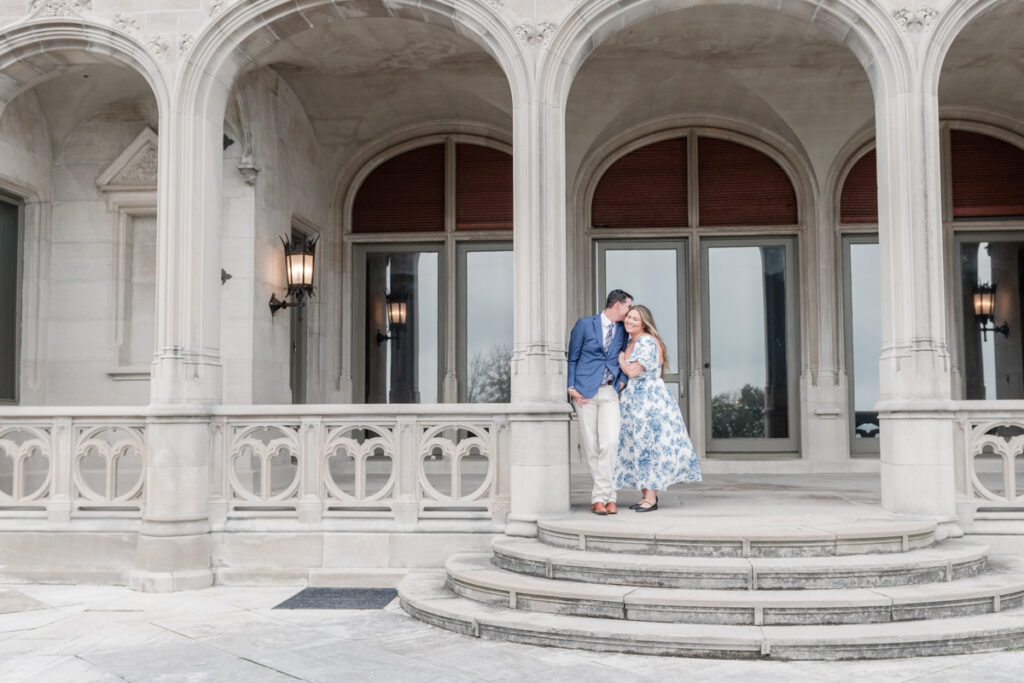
<box><xmin>400</xmin><ymin>571</ymin><xmax>1024</xmax><ymax>660</ymax></box>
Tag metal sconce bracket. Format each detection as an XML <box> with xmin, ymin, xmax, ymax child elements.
<box><xmin>269</xmin><ymin>290</ymin><xmax>307</xmax><ymax>318</ymax></box>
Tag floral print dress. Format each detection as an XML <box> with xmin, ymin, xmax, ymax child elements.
<box><xmin>614</xmin><ymin>335</ymin><xmax>702</xmax><ymax>491</ymax></box>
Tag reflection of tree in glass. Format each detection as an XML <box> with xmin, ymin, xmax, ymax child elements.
<box><xmin>468</xmin><ymin>344</ymin><xmax>511</xmax><ymax>403</ymax></box>
<box><xmin>711</xmin><ymin>384</ymin><xmax>765</xmax><ymax>438</ymax></box>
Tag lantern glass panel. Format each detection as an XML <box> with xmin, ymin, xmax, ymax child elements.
<box><xmin>974</xmin><ymin>289</ymin><xmax>995</xmax><ymax>319</ymax></box>
<box><xmin>301</xmin><ymin>252</ymin><xmax>314</xmax><ymax>287</ymax></box>
<box><xmin>387</xmin><ymin>300</ymin><xmax>407</xmax><ymax>326</ymax></box>
<box><xmin>286</xmin><ymin>251</ymin><xmax>302</xmax><ymax>288</ymax></box>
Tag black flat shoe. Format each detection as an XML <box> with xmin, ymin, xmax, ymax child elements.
<box><xmin>629</xmin><ymin>495</ymin><xmax>657</xmax><ymax>510</ymax></box>
<box><xmin>634</xmin><ymin>501</ymin><xmax>658</xmax><ymax>512</ymax></box>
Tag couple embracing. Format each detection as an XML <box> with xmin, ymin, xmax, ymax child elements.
<box><xmin>567</xmin><ymin>289</ymin><xmax>702</xmax><ymax>514</ymax></box>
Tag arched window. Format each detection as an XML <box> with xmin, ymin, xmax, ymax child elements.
<box><xmin>592</xmin><ymin>136</ymin><xmax>797</xmax><ymax>228</ymax></box>
<box><xmin>589</xmin><ymin>132</ymin><xmax>801</xmax><ymax>456</ymax></box>
<box><xmin>839</xmin><ymin>130</ymin><xmax>1024</xmax><ymax>416</ymax></box>
<box><xmin>950</xmin><ymin>131</ymin><xmax>1024</xmax><ymax>219</ymax></box>
<box><xmin>351</xmin><ymin>139</ymin><xmax>514</xmax><ymax>404</ymax></box>
<box><xmin>839</xmin><ymin>149</ymin><xmax>877</xmax><ymax>225</ymax></box>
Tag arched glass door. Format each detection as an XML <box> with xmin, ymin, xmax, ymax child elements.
<box><xmin>595</xmin><ymin>240</ymin><xmax>688</xmax><ymax>419</ymax></box>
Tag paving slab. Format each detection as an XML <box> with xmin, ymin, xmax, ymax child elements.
<box><xmin>0</xmin><ymin>580</ymin><xmax>1022</xmax><ymax>678</ymax></box>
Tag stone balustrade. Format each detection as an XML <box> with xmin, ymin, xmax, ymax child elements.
<box><xmin>0</xmin><ymin>404</ymin><xmax>522</xmax><ymax>529</ymax></box>
<box><xmin>211</xmin><ymin>405</ymin><xmax>514</xmax><ymax>527</ymax></box>
<box><xmin>0</xmin><ymin>409</ymin><xmax>147</xmax><ymax>521</ymax></box>
<box><xmin>955</xmin><ymin>403</ymin><xmax>1024</xmax><ymax>524</ymax></box>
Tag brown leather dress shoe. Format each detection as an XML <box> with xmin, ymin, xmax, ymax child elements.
<box><xmin>605</xmin><ymin>502</ymin><xmax>618</xmax><ymax>514</ymax></box>
<box><xmin>590</xmin><ymin>502</ymin><xmax>607</xmax><ymax>515</ymax></box>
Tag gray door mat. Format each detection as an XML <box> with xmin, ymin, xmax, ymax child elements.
<box><xmin>274</xmin><ymin>587</ymin><xmax>398</xmax><ymax>610</ymax></box>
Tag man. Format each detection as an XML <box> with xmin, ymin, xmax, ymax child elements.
<box><xmin>567</xmin><ymin>289</ymin><xmax>632</xmax><ymax>515</ymax></box>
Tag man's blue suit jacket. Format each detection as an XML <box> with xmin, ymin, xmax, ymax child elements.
<box><xmin>567</xmin><ymin>314</ymin><xmax>629</xmax><ymax>398</ymax></box>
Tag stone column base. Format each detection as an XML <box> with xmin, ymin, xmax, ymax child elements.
<box><xmin>131</xmin><ymin>522</ymin><xmax>213</xmax><ymax>592</ymax></box>
<box><xmin>879</xmin><ymin>406</ymin><xmax>957</xmax><ymax>520</ymax></box>
<box><xmin>506</xmin><ymin>513</ymin><xmax>539</xmax><ymax>538</ymax></box>
<box><xmin>129</xmin><ymin>568</ymin><xmax>214</xmax><ymax>593</ymax></box>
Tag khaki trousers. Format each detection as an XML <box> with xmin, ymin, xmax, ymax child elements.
<box><xmin>575</xmin><ymin>385</ymin><xmax>620</xmax><ymax>504</ymax></box>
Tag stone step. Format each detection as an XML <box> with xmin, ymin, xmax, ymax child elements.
<box><xmin>491</xmin><ymin>536</ymin><xmax>990</xmax><ymax>590</ymax></box>
<box><xmin>446</xmin><ymin>553</ymin><xmax>1024</xmax><ymax>626</ymax></box>
<box><xmin>537</xmin><ymin>517</ymin><xmax>937</xmax><ymax>557</ymax></box>
<box><xmin>399</xmin><ymin>570</ymin><xmax>1024</xmax><ymax>660</ymax></box>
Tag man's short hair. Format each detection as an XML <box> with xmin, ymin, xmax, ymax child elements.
<box><xmin>605</xmin><ymin>289</ymin><xmax>633</xmax><ymax>309</ymax></box>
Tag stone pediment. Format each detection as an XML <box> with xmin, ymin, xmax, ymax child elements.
<box><xmin>97</xmin><ymin>127</ymin><xmax>158</xmax><ymax>192</ymax></box>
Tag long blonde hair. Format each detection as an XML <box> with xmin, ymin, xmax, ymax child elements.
<box><xmin>629</xmin><ymin>304</ymin><xmax>669</xmax><ymax>378</ymax></box>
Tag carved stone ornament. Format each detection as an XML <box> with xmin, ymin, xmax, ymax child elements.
<box><xmin>514</xmin><ymin>21</ymin><xmax>556</xmax><ymax>46</ymax></box>
<box><xmin>27</xmin><ymin>0</ymin><xmax>91</xmax><ymax>18</ymax></box>
<box><xmin>113</xmin><ymin>13</ymin><xmax>140</xmax><ymax>35</ymax></box>
<box><xmin>179</xmin><ymin>34</ymin><xmax>195</xmax><ymax>58</ymax></box>
<box><xmin>147</xmin><ymin>35</ymin><xmax>170</xmax><ymax>61</ymax></box>
<box><xmin>893</xmin><ymin>6</ymin><xmax>939</xmax><ymax>33</ymax></box>
<box><xmin>208</xmin><ymin>0</ymin><xmax>230</xmax><ymax>17</ymax></box>
<box><xmin>115</xmin><ymin>148</ymin><xmax>158</xmax><ymax>185</ymax></box>
<box><xmin>237</xmin><ymin>155</ymin><xmax>260</xmax><ymax>186</ymax></box>
<box><xmin>97</xmin><ymin>128</ymin><xmax>160</xmax><ymax>191</ymax></box>
<box><xmin>483</xmin><ymin>0</ymin><xmax>504</xmax><ymax>9</ymax></box>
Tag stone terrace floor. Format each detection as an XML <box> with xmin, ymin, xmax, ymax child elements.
<box><xmin>2</xmin><ymin>473</ymin><xmax>1024</xmax><ymax>681</ymax></box>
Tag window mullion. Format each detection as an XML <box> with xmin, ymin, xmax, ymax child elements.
<box><xmin>443</xmin><ymin>138</ymin><xmax>458</xmax><ymax>401</ymax></box>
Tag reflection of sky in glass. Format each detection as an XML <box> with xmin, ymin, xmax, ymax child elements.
<box><xmin>467</xmin><ymin>250</ymin><xmax>513</xmax><ymax>364</ymax></box>
<box><xmin>978</xmin><ymin>242</ymin><xmax>995</xmax><ymax>397</ymax></box>
<box><xmin>604</xmin><ymin>249</ymin><xmax>678</xmax><ymax>371</ymax></box>
<box><xmin>709</xmin><ymin>247</ymin><xmax>767</xmax><ymax>395</ymax></box>
<box><xmin>850</xmin><ymin>244</ymin><xmax>881</xmax><ymax>411</ymax></box>
<box><xmin>384</xmin><ymin>253</ymin><xmax>438</xmax><ymax>403</ymax></box>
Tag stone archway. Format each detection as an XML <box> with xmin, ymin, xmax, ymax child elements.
<box><xmin>132</xmin><ymin>0</ymin><xmax>530</xmax><ymax>589</ymax></box>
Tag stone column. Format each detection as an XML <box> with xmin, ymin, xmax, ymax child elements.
<box><xmin>130</xmin><ymin>94</ymin><xmax>226</xmax><ymax>591</ymax></box>
<box><xmin>874</xmin><ymin>72</ymin><xmax>958</xmax><ymax>533</ymax></box>
<box><xmin>505</xmin><ymin>89</ymin><xmax>572</xmax><ymax>537</ymax></box>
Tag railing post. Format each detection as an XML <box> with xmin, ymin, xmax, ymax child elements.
<box><xmin>297</xmin><ymin>416</ymin><xmax>323</xmax><ymax>524</ymax></box>
<box><xmin>208</xmin><ymin>417</ymin><xmax>228</xmax><ymax>528</ymax></box>
<box><xmin>492</xmin><ymin>413</ymin><xmax>511</xmax><ymax>527</ymax></box>
<box><xmin>393</xmin><ymin>415</ymin><xmax>419</xmax><ymax>527</ymax></box>
<box><xmin>47</xmin><ymin>416</ymin><xmax>73</xmax><ymax>524</ymax></box>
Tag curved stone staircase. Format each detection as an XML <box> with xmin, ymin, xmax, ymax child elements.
<box><xmin>399</xmin><ymin>515</ymin><xmax>1024</xmax><ymax>659</ymax></box>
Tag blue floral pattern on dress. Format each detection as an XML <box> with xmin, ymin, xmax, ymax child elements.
<box><xmin>614</xmin><ymin>336</ymin><xmax>702</xmax><ymax>490</ymax></box>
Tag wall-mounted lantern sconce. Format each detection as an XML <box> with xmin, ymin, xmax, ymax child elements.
<box><xmin>376</xmin><ymin>290</ymin><xmax>408</xmax><ymax>345</ymax></box>
<box><xmin>269</xmin><ymin>235</ymin><xmax>318</xmax><ymax>317</ymax></box>
<box><xmin>973</xmin><ymin>282</ymin><xmax>1010</xmax><ymax>341</ymax></box>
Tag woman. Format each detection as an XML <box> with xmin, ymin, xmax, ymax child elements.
<box><xmin>614</xmin><ymin>305</ymin><xmax>701</xmax><ymax>511</ymax></box>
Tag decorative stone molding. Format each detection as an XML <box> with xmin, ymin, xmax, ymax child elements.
<box><xmin>97</xmin><ymin>129</ymin><xmax>159</xmax><ymax>377</ymax></box>
<box><xmin>483</xmin><ymin>0</ymin><xmax>504</xmax><ymax>9</ymax></box>
<box><xmin>179</xmin><ymin>34</ymin><xmax>195</xmax><ymax>59</ymax></box>
<box><xmin>118</xmin><ymin>148</ymin><xmax>157</xmax><ymax>185</ymax></box>
<box><xmin>27</xmin><ymin>0</ymin><xmax>90</xmax><ymax>19</ymax></box>
<box><xmin>237</xmin><ymin>155</ymin><xmax>260</xmax><ymax>186</ymax></box>
<box><xmin>514</xmin><ymin>21</ymin><xmax>556</xmax><ymax>46</ymax></box>
<box><xmin>112</xmin><ymin>13</ymin><xmax>140</xmax><ymax>35</ymax></box>
<box><xmin>147</xmin><ymin>35</ymin><xmax>170</xmax><ymax>61</ymax></box>
<box><xmin>893</xmin><ymin>6</ymin><xmax>939</xmax><ymax>33</ymax></box>
<box><xmin>98</xmin><ymin>128</ymin><xmax>159</xmax><ymax>193</ymax></box>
